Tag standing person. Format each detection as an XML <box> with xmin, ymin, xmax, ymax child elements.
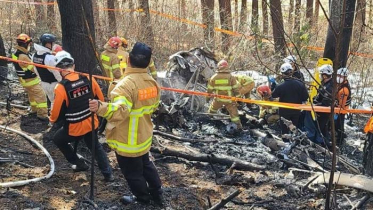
<box><xmin>32</xmin><ymin>33</ymin><xmax>61</xmax><ymax>108</ymax></box>
<box><xmin>148</xmin><ymin>57</ymin><xmax>157</xmax><ymax>80</ymax></box>
<box><xmin>272</xmin><ymin>63</ymin><xmax>308</xmax><ymax>136</ymax></box>
<box><xmin>89</xmin><ymin>42</ymin><xmax>163</xmax><ymax>205</ymax></box>
<box><xmin>313</xmin><ymin>64</ymin><xmax>334</xmax><ymax>139</ymax></box>
<box><xmin>12</xmin><ymin>34</ymin><xmax>48</xmax><ymax>121</ymax></box>
<box><xmin>50</xmin><ymin>51</ymin><xmax>113</xmax><ymax>181</ymax></box>
<box><xmin>335</xmin><ymin>67</ymin><xmax>351</xmax><ymax>146</ymax></box>
<box><xmin>117</xmin><ymin>37</ymin><xmax>129</xmax><ymax>74</ymax></box>
<box><xmin>283</xmin><ymin>55</ymin><xmax>304</xmax><ymax>81</ymax></box>
<box><xmin>100</xmin><ymin>36</ymin><xmax>122</xmax><ymax>97</ymax></box>
<box><xmin>207</xmin><ymin>60</ymin><xmax>242</xmax><ymax>131</ymax></box>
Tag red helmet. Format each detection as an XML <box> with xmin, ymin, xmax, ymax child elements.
<box><xmin>16</xmin><ymin>34</ymin><xmax>32</xmax><ymax>43</ymax></box>
<box><xmin>108</xmin><ymin>37</ymin><xmax>121</xmax><ymax>49</ymax></box>
<box><xmin>53</xmin><ymin>44</ymin><xmax>63</xmax><ymax>54</ymax></box>
<box><xmin>257</xmin><ymin>85</ymin><xmax>271</xmax><ymax>98</ymax></box>
<box><xmin>218</xmin><ymin>59</ymin><xmax>228</xmax><ymax>69</ymax></box>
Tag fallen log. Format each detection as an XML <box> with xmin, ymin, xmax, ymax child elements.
<box><xmin>351</xmin><ymin>195</ymin><xmax>370</xmax><ymax>210</ymax></box>
<box><xmin>153</xmin><ymin>130</ymin><xmax>217</xmax><ymax>143</ymax></box>
<box><xmin>151</xmin><ymin>146</ymin><xmax>265</xmax><ymax>171</ymax></box>
<box><xmin>207</xmin><ymin>189</ymin><xmax>241</xmax><ymax>210</ymax></box>
<box><xmin>312</xmin><ymin>172</ymin><xmax>373</xmax><ymax>193</ymax></box>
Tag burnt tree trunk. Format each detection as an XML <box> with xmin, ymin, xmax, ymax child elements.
<box><xmin>288</xmin><ymin>0</ymin><xmax>294</xmax><ymax>31</ymax></box>
<box><xmin>218</xmin><ymin>0</ymin><xmax>233</xmax><ymax>53</ymax></box>
<box><xmin>269</xmin><ymin>0</ymin><xmax>286</xmax><ymax>56</ymax></box>
<box><xmin>201</xmin><ymin>0</ymin><xmax>215</xmax><ymax>49</ymax></box>
<box><xmin>138</xmin><ymin>0</ymin><xmax>155</xmax><ymax>47</ymax></box>
<box><xmin>262</xmin><ymin>0</ymin><xmax>269</xmax><ymax>37</ymax></box>
<box><xmin>306</xmin><ymin>0</ymin><xmax>314</xmax><ymax>27</ymax></box>
<box><xmin>252</xmin><ymin>0</ymin><xmax>259</xmax><ymax>33</ymax></box>
<box><xmin>240</xmin><ymin>0</ymin><xmax>248</xmax><ymax>32</ymax></box>
<box><xmin>107</xmin><ymin>0</ymin><xmax>117</xmax><ymax>36</ymax></box>
<box><xmin>0</xmin><ymin>34</ymin><xmax>7</xmax><ymax>82</ymax></box>
<box><xmin>352</xmin><ymin>0</ymin><xmax>366</xmax><ymax>51</ymax></box>
<box><xmin>293</xmin><ymin>0</ymin><xmax>301</xmax><ymax>31</ymax></box>
<box><xmin>323</xmin><ymin>0</ymin><xmax>357</xmax><ymax>68</ymax></box>
<box><xmin>314</xmin><ymin>0</ymin><xmax>320</xmax><ymax>27</ymax></box>
<box><xmin>57</xmin><ymin>0</ymin><xmax>98</xmax><ymax>74</ymax></box>
<box><xmin>47</xmin><ymin>0</ymin><xmax>55</xmax><ymax>33</ymax></box>
<box><xmin>364</xmin><ymin>133</ymin><xmax>373</xmax><ymax>176</ymax></box>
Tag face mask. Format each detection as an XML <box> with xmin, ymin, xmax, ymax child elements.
<box><xmin>336</xmin><ymin>77</ymin><xmax>344</xmax><ymax>84</ymax></box>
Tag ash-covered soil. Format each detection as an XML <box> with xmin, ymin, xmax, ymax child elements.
<box><xmin>0</xmin><ymin>81</ymin><xmax>373</xmax><ymax>210</ymax></box>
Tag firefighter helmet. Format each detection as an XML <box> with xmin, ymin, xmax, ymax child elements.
<box><xmin>280</xmin><ymin>63</ymin><xmax>293</xmax><ymax>74</ymax></box>
<box><xmin>53</xmin><ymin>44</ymin><xmax>63</xmax><ymax>53</ymax></box>
<box><xmin>283</xmin><ymin>55</ymin><xmax>296</xmax><ymax>64</ymax></box>
<box><xmin>16</xmin><ymin>34</ymin><xmax>32</xmax><ymax>43</ymax></box>
<box><xmin>337</xmin><ymin>67</ymin><xmax>349</xmax><ymax>77</ymax></box>
<box><xmin>257</xmin><ymin>85</ymin><xmax>271</xmax><ymax>98</ymax></box>
<box><xmin>40</xmin><ymin>33</ymin><xmax>56</xmax><ymax>46</ymax></box>
<box><xmin>218</xmin><ymin>60</ymin><xmax>228</xmax><ymax>69</ymax></box>
<box><xmin>55</xmin><ymin>51</ymin><xmax>74</xmax><ymax>68</ymax></box>
<box><xmin>108</xmin><ymin>37</ymin><xmax>121</xmax><ymax>49</ymax></box>
<box><xmin>319</xmin><ymin>64</ymin><xmax>333</xmax><ymax>75</ymax></box>
<box><xmin>121</xmin><ymin>37</ymin><xmax>128</xmax><ymax>47</ymax></box>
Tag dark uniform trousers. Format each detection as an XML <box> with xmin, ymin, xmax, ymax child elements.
<box><xmin>335</xmin><ymin>114</ymin><xmax>346</xmax><ymax>146</ymax></box>
<box><xmin>116</xmin><ymin>152</ymin><xmax>162</xmax><ymax>202</ymax></box>
<box><xmin>53</xmin><ymin>127</ymin><xmax>112</xmax><ymax>177</ymax></box>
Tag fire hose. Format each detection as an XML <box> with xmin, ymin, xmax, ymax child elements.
<box><xmin>0</xmin><ymin>125</ymin><xmax>55</xmax><ymax>188</ymax></box>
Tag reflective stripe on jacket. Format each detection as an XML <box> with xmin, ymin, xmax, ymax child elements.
<box><xmin>235</xmin><ymin>75</ymin><xmax>254</xmax><ymax>87</ymax></box>
<box><xmin>148</xmin><ymin>58</ymin><xmax>157</xmax><ymax>79</ymax></box>
<box><xmin>207</xmin><ymin>72</ymin><xmax>240</xmax><ymax>103</ymax></box>
<box><xmin>97</xmin><ymin>67</ymin><xmax>160</xmax><ymax>157</ymax></box>
<box><xmin>50</xmin><ymin>73</ymin><xmax>104</xmax><ymax>136</ymax></box>
<box><xmin>117</xmin><ymin>47</ymin><xmax>129</xmax><ymax>72</ymax></box>
<box><xmin>100</xmin><ymin>44</ymin><xmax>121</xmax><ymax>80</ymax></box>
<box><xmin>11</xmin><ymin>47</ymin><xmax>39</xmax><ymax>86</ymax></box>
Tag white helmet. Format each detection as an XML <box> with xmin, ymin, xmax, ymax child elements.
<box><xmin>55</xmin><ymin>50</ymin><xmax>74</xmax><ymax>67</ymax></box>
<box><xmin>280</xmin><ymin>63</ymin><xmax>293</xmax><ymax>73</ymax></box>
<box><xmin>319</xmin><ymin>64</ymin><xmax>333</xmax><ymax>75</ymax></box>
<box><xmin>283</xmin><ymin>55</ymin><xmax>296</xmax><ymax>63</ymax></box>
<box><xmin>337</xmin><ymin>67</ymin><xmax>349</xmax><ymax>77</ymax></box>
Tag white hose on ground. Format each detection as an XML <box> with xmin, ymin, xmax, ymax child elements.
<box><xmin>0</xmin><ymin>101</ymin><xmax>29</xmax><ymax>110</ymax></box>
<box><xmin>0</xmin><ymin>125</ymin><xmax>55</xmax><ymax>188</ymax></box>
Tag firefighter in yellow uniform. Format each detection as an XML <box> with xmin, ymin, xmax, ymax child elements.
<box><xmin>256</xmin><ymin>85</ymin><xmax>279</xmax><ymax>125</ymax></box>
<box><xmin>89</xmin><ymin>42</ymin><xmax>163</xmax><ymax>206</ymax></box>
<box><xmin>207</xmin><ymin>60</ymin><xmax>242</xmax><ymax>129</ymax></box>
<box><xmin>100</xmin><ymin>36</ymin><xmax>122</xmax><ymax>97</ymax></box>
<box><xmin>11</xmin><ymin>34</ymin><xmax>48</xmax><ymax>120</ymax></box>
<box><xmin>235</xmin><ymin>75</ymin><xmax>255</xmax><ymax>99</ymax></box>
<box><xmin>117</xmin><ymin>37</ymin><xmax>129</xmax><ymax>74</ymax></box>
<box><xmin>148</xmin><ymin>58</ymin><xmax>157</xmax><ymax>80</ymax></box>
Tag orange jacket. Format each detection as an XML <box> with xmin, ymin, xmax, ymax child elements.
<box><xmin>336</xmin><ymin>81</ymin><xmax>351</xmax><ymax>110</ymax></box>
<box><xmin>50</xmin><ymin>73</ymin><xmax>104</xmax><ymax>136</ymax></box>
